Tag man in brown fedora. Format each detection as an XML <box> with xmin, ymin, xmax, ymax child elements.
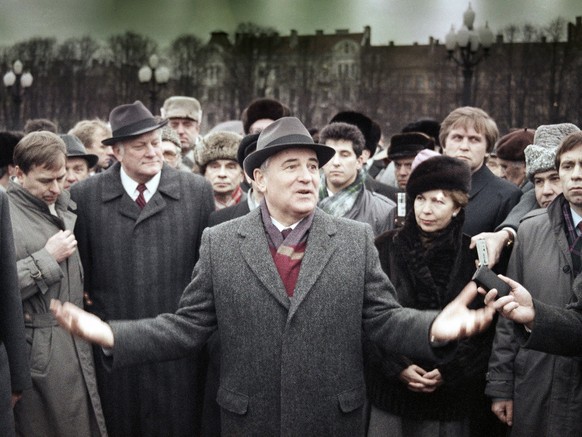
<box><xmin>54</xmin><ymin>116</ymin><xmax>494</xmax><ymax>437</ymax></box>
<box><xmin>69</xmin><ymin>101</ymin><xmax>215</xmax><ymax>436</ymax></box>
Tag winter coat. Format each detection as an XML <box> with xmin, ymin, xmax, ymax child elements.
<box><xmin>464</xmin><ymin>164</ymin><xmax>522</xmax><ymax>236</ymax></box>
<box><xmin>343</xmin><ymin>187</ymin><xmax>396</xmax><ymax>236</ymax></box>
<box><xmin>0</xmin><ymin>191</ymin><xmax>30</xmax><ymax>437</ymax></box>
<box><xmin>108</xmin><ymin>208</ymin><xmax>446</xmax><ymax>437</ymax></box>
<box><xmin>486</xmin><ymin>195</ymin><xmax>582</xmax><ymax>437</ymax></box>
<box><xmin>70</xmin><ymin>163</ymin><xmax>215</xmax><ymax>437</ymax></box>
<box><xmin>7</xmin><ymin>181</ymin><xmax>107</xmax><ymax>437</ymax></box>
<box><xmin>368</xmin><ymin>217</ymin><xmax>493</xmax><ymax>421</ymax></box>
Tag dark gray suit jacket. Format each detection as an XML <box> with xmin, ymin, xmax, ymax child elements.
<box><xmin>110</xmin><ymin>207</ymin><xmax>444</xmax><ymax>436</ymax></box>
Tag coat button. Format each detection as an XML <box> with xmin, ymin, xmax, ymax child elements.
<box><xmin>563</xmin><ymin>265</ymin><xmax>571</xmax><ymax>273</ymax></box>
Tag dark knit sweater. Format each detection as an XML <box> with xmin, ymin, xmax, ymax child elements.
<box><xmin>365</xmin><ymin>212</ymin><xmax>495</xmax><ymax>421</ymax></box>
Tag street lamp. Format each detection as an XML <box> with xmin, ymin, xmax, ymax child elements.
<box><xmin>445</xmin><ymin>3</ymin><xmax>494</xmax><ymax>106</ymax></box>
<box><xmin>138</xmin><ymin>54</ymin><xmax>170</xmax><ymax>114</ymax></box>
<box><xmin>3</xmin><ymin>60</ymin><xmax>34</xmax><ymax>130</ymax></box>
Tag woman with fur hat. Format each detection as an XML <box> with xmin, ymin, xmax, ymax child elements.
<box><xmin>366</xmin><ymin>156</ymin><xmax>494</xmax><ymax>437</ymax></box>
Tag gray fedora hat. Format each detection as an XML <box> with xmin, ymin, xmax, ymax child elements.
<box><xmin>243</xmin><ymin>117</ymin><xmax>335</xmax><ymax>180</ymax></box>
<box><xmin>102</xmin><ymin>100</ymin><xmax>167</xmax><ymax>145</ymax></box>
<box><xmin>60</xmin><ymin>134</ymin><xmax>99</xmax><ymax>168</ymax></box>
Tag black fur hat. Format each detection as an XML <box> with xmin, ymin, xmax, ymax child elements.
<box><xmin>388</xmin><ymin>132</ymin><xmax>433</xmax><ymax>160</ymax></box>
<box><xmin>406</xmin><ymin>156</ymin><xmax>471</xmax><ymax>200</ymax></box>
<box><xmin>329</xmin><ymin>111</ymin><xmax>381</xmax><ymax>155</ymax></box>
<box><xmin>241</xmin><ymin>98</ymin><xmax>291</xmax><ymax>134</ymax></box>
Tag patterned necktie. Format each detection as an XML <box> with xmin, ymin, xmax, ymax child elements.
<box><xmin>281</xmin><ymin>228</ymin><xmax>292</xmax><ymax>239</ymax></box>
<box><xmin>135</xmin><ymin>183</ymin><xmax>147</xmax><ymax>209</ymax></box>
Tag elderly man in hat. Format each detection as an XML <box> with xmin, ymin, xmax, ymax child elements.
<box><xmin>69</xmin><ymin>101</ymin><xmax>215</xmax><ymax>436</ymax></box>
<box><xmin>6</xmin><ymin>131</ymin><xmax>107</xmax><ymax>436</ymax></box>
<box><xmin>52</xmin><ymin>116</ymin><xmax>494</xmax><ymax>437</ymax></box>
<box><xmin>495</xmin><ymin>128</ymin><xmax>535</xmax><ymax>190</ymax></box>
<box><xmin>162</xmin><ymin>96</ymin><xmax>203</xmax><ymax>169</ymax></box>
<box><xmin>60</xmin><ymin>134</ymin><xmax>98</xmax><ymax>190</ymax></box>
<box><xmin>196</xmin><ymin>131</ymin><xmax>245</xmax><ymax>210</ymax></box>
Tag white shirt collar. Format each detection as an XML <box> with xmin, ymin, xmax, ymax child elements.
<box><xmin>270</xmin><ymin>216</ymin><xmax>301</xmax><ymax>232</ymax></box>
<box><xmin>571</xmin><ymin>206</ymin><xmax>582</xmax><ymax>234</ymax></box>
<box><xmin>119</xmin><ymin>166</ymin><xmax>161</xmax><ymax>202</ymax></box>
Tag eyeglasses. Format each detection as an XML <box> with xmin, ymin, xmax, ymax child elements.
<box><xmin>163</xmin><ymin>151</ymin><xmax>178</xmax><ymax>158</ymax></box>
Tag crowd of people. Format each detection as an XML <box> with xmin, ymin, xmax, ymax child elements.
<box><xmin>0</xmin><ymin>94</ymin><xmax>581</xmax><ymax>437</ymax></box>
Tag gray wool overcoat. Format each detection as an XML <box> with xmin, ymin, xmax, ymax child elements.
<box><xmin>70</xmin><ymin>163</ymin><xmax>215</xmax><ymax>437</ymax></box>
<box><xmin>109</xmin><ymin>207</ymin><xmax>443</xmax><ymax>437</ymax></box>
<box><xmin>7</xmin><ymin>181</ymin><xmax>107</xmax><ymax>437</ymax></box>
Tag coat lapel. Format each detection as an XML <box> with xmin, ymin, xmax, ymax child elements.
<box><xmin>238</xmin><ymin>209</ymin><xmax>291</xmax><ymax>310</ymax></box>
<box><xmin>288</xmin><ymin>209</ymin><xmax>338</xmax><ymax>320</ymax></box>
<box><xmin>100</xmin><ymin>164</ymin><xmax>178</xmax><ymax>225</ymax></box>
<box><xmin>468</xmin><ymin>165</ymin><xmax>490</xmax><ymax>200</ymax></box>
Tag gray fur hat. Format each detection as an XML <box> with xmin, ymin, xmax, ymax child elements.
<box><xmin>196</xmin><ymin>131</ymin><xmax>243</xmax><ymax>170</ymax></box>
<box><xmin>533</xmin><ymin>123</ymin><xmax>580</xmax><ymax>149</ymax></box>
<box><xmin>525</xmin><ymin>123</ymin><xmax>580</xmax><ymax>180</ymax></box>
<box><xmin>525</xmin><ymin>144</ymin><xmax>557</xmax><ymax>181</ymax></box>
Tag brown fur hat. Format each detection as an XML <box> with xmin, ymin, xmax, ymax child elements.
<box><xmin>196</xmin><ymin>131</ymin><xmax>243</xmax><ymax>171</ymax></box>
<box><xmin>406</xmin><ymin>156</ymin><xmax>471</xmax><ymax>200</ymax></box>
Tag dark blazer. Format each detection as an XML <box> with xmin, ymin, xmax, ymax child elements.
<box><xmin>464</xmin><ymin>165</ymin><xmax>522</xmax><ymax>236</ymax></box>
<box><xmin>208</xmin><ymin>199</ymin><xmax>251</xmax><ymax>226</ymax></box>
<box><xmin>70</xmin><ymin>163</ymin><xmax>215</xmax><ymax>437</ymax></box>
<box><xmin>524</xmin><ymin>300</ymin><xmax>582</xmax><ymax>356</ymax></box>
<box><xmin>109</xmin><ymin>208</ymin><xmax>446</xmax><ymax>437</ymax></box>
<box><xmin>365</xmin><ymin>177</ymin><xmax>400</xmax><ymax>203</ymax></box>
<box><xmin>0</xmin><ymin>191</ymin><xmax>30</xmax><ymax>437</ymax></box>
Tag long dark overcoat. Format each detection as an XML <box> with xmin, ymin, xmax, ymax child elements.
<box><xmin>7</xmin><ymin>182</ymin><xmax>107</xmax><ymax>437</ymax></box>
<box><xmin>109</xmin><ymin>208</ymin><xmax>444</xmax><ymax>437</ymax></box>
<box><xmin>0</xmin><ymin>191</ymin><xmax>30</xmax><ymax>437</ymax></box>
<box><xmin>70</xmin><ymin>163</ymin><xmax>215</xmax><ymax>437</ymax></box>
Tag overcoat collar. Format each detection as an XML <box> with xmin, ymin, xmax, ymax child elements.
<box><xmin>468</xmin><ymin>164</ymin><xmax>493</xmax><ymax>200</ymax></box>
<box><xmin>99</xmin><ymin>162</ymin><xmax>181</xmax><ymax>225</ymax></box>
<box><xmin>237</xmin><ymin>207</ymin><xmax>338</xmax><ymax>319</ymax></box>
<box><xmin>7</xmin><ymin>178</ymin><xmax>76</xmax><ymax>231</ymax></box>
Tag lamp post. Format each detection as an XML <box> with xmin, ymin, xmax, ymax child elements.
<box><xmin>138</xmin><ymin>54</ymin><xmax>170</xmax><ymax>114</ymax></box>
<box><xmin>3</xmin><ymin>60</ymin><xmax>34</xmax><ymax>130</ymax></box>
<box><xmin>445</xmin><ymin>3</ymin><xmax>494</xmax><ymax>106</ymax></box>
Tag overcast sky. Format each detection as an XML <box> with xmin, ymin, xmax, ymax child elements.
<box><xmin>1</xmin><ymin>0</ymin><xmax>581</xmax><ymax>48</ymax></box>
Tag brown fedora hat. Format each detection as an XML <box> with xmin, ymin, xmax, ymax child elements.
<box><xmin>102</xmin><ymin>100</ymin><xmax>167</xmax><ymax>145</ymax></box>
<box><xmin>243</xmin><ymin>117</ymin><xmax>335</xmax><ymax>180</ymax></box>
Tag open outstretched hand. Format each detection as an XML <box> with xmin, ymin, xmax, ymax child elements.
<box><xmin>430</xmin><ymin>281</ymin><xmax>495</xmax><ymax>342</ymax></box>
<box><xmin>50</xmin><ymin>299</ymin><xmax>115</xmax><ymax>348</ymax></box>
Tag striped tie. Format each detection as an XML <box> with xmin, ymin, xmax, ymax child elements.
<box><xmin>136</xmin><ymin>183</ymin><xmax>147</xmax><ymax>209</ymax></box>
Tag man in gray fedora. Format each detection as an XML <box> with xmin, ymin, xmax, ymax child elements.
<box><xmin>54</xmin><ymin>116</ymin><xmax>494</xmax><ymax>437</ymax></box>
<box><xmin>69</xmin><ymin>101</ymin><xmax>215</xmax><ymax>436</ymax></box>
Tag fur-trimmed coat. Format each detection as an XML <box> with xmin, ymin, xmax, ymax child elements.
<box><xmin>367</xmin><ymin>216</ymin><xmax>494</xmax><ymax>421</ymax></box>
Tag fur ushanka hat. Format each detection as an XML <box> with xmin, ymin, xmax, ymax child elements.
<box><xmin>241</xmin><ymin>98</ymin><xmax>291</xmax><ymax>134</ymax></box>
<box><xmin>196</xmin><ymin>131</ymin><xmax>243</xmax><ymax>171</ymax></box>
<box><xmin>406</xmin><ymin>156</ymin><xmax>471</xmax><ymax>200</ymax></box>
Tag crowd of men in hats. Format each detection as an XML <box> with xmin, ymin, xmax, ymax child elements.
<box><xmin>1</xmin><ymin>91</ymin><xmax>582</xmax><ymax>437</ymax></box>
